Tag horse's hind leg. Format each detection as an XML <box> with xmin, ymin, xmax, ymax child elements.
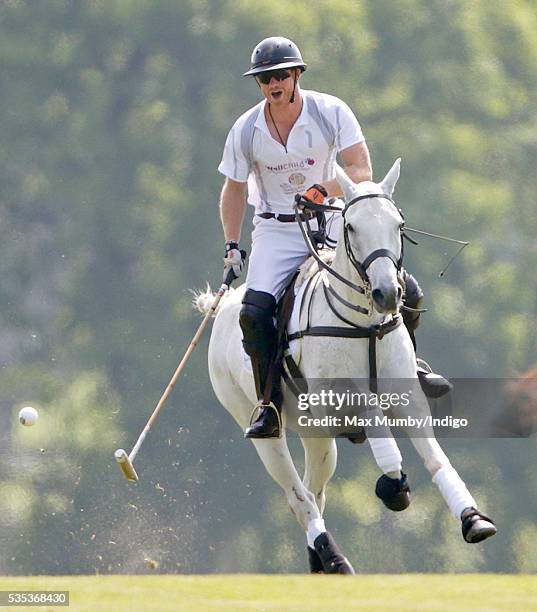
<box><xmin>251</xmin><ymin>436</ymin><xmax>318</xmax><ymax>530</ymax></box>
<box><xmin>301</xmin><ymin>436</ymin><xmax>337</xmax><ymax>516</ymax></box>
<box><xmin>300</xmin><ymin>436</ymin><xmax>340</xmax><ymax>574</ymax></box>
<box><xmin>409</xmin><ymin>434</ymin><xmax>497</xmax><ymax>542</ymax></box>
<box><xmin>252</xmin><ymin>436</ymin><xmax>354</xmax><ymax>574</ymax></box>
<box><xmin>210</xmin><ymin>374</ymin><xmax>317</xmax><ymax>530</ymax></box>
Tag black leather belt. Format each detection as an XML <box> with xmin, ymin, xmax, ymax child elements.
<box><xmin>257</xmin><ymin>212</ymin><xmax>311</xmax><ymax>222</ymax></box>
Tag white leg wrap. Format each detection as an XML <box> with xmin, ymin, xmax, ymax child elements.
<box><xmin>367</xmin><ymin>436</ymin><xmax>403</xmax><ymax>475</ymax></box>
<box><xmin>307</xmin><ymin>518</ymin><xmax>326</xmax><ymax>548</ymax></box>
<box><xmin>432</xmin><ymin>465</ymin><xmax>476</xmax><ymax>519</ymax></box>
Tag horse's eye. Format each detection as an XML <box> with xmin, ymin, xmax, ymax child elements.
<box><xmin>345</xmin><ymin>223</ymin><xmax>355</xmax><ymax>234</ymax></box>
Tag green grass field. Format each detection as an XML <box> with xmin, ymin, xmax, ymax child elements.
<box><xmin>0</xmin><ymin>575</ymin><xmax>535</xmax><ymax>611</ymax></box>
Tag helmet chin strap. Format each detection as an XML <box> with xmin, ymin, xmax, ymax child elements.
<box><xmin>290</xmin><ymin>72</ymin><xmax>298</xmax><ymax>103</ymax></box>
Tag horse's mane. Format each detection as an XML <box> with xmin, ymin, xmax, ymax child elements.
<box><xmin>295</xmin><ymin>250</ymin><xmax>335</xmax><ymax>290</ymax></box>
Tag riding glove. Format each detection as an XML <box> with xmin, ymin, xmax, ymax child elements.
<box><xmin>223</xmin><ymin>241</ymin><xmax>247</xmax><ymax>284</ymax></box>
<box><xmin>295</xmin><ymin>184</ymin><xmax>328</xmax><ymax>210</ymax></box>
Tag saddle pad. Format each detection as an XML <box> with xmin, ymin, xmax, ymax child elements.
<box><xmin>286</xmin><ymin>274</ymin><xmax>313</xmax><ymax>367</ymax></box>
<box><xmin>240</xmin><ymin>246</ymin><xmax>335</xmax><ymax>376</ymax></box>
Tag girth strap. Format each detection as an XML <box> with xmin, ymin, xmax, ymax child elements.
<box><xmin>282</xmin><ymin>350</ymin><xmax>308</xmax><ymax>396</ymax></box>
<box><xmin>324</xmin><ymin>281</ymin><xmax>369</xmax><ymax>316</ymax></box>
<box><xmin>288</xmin><ymin>315</ymin><xmax>403</xmax><ymax>392</ymax></box>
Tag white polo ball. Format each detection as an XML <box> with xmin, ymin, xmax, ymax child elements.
<box><xmin>19</xmin><ymin>406</ymin><xmax>38</xmax><ymax>426</ymax></box>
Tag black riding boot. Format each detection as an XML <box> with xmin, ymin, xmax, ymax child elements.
<box><xmin>402</xmin><ymin>270</ymin><xmax>452</xmax><ymax>399</ymax></box>
<box><xmin>239</xmin><ymin>290</ymin><xmax>283</xmax><ymax>439</ymax></box>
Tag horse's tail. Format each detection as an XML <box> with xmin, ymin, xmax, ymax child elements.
<box><xmin>192</xmin><ymin>284</ymin><xmax>234</xmax><ymax>316</ymax></box>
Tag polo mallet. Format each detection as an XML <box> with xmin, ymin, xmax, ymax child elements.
<box><xmin>114</xmin><ymin>271</ymin><xmax>235</xmax><ymax>481</ymax></box>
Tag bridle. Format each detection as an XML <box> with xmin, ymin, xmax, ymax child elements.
<box><xmin>287</xmin><ymin>190</ymin><xmax>452</xmax><ymax>394</ymax></box>
<box><xmin>295</xmin><ymin>192</ymin><xmax>406</xmax><ymax>316</ymax></box>
<box><xmin>341</xmin><ymin>192</ymin><xmax>404</xmax><ymax>286</ymax></box>
<box><xmin>289</xmin><ymin>192</ymin><xmax>407</xmax><ymax>393</ymax></box>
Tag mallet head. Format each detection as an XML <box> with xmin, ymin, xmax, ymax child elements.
<box><xmin>114</xmin><ymin>448</ymin><xmax>139</xmax><ymax>482</ymax></box>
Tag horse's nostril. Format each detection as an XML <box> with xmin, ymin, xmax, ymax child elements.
<box><xmin>397</xmin><ymin>286</ymin><xmax>402</xmax><ymax>300</ymax></box>
<box><xmin>372</xmin><ymin>288</ymin><xmax>384</xmax><ymax>304</ymax></box>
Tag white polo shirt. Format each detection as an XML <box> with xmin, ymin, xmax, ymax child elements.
<box><xmin>218</xmin><ymin>89</ymin><xmax>364</xmax><ymax>214</ymax></box>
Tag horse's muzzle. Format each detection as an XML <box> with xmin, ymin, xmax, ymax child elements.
<box><xmin>372</xmin><ymin>283</ymin><xmax>402</xmax><ymax>314</ymax></box>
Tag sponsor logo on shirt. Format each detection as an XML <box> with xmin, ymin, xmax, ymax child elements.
<box><xmin>266</xmin><ymin>158</ymin><xmax>315</xmax><ymax>173</ymax></box>
<box><xmin>288</xmin><ymin>172</ymin><xmax>306</xmax><ymax>186</ymax></box>
<box><xmin>281</xmin><ymin>182</ymin><xmax>303</xmax><ymax>195</ymax></box>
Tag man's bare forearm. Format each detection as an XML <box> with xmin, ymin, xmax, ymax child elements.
<box><xmin>219</xmin><ymin>178</ymin><xmax>247</xmax><ymax>243</ymax></box>
<box><xmin>322</xmin><ymin>141</ymin><xmax>373</xmax><ymax>197</ymax></box>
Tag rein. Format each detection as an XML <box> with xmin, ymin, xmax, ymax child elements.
<box><xmin>295</xmin><ymin>204</ymin><xmax>368</xmax><ymax>298</ymax></box>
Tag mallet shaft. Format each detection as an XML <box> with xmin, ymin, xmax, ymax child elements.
<box><xmin>115</xmin><ymin>282</ymin><xmax>229</xmax><ymax>481</ymax></box>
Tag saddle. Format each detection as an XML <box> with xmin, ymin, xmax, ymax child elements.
<box><xmin>274</xmin><ymin>253</ymin><xmax>336</xmax><ymax>398</ymax></box>
<box><xmin>275</xmin><ymin>271</ymin><xmax>307</xmax><ymax>398</ymax></box>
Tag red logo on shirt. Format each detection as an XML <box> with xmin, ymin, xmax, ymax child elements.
<box><xmin>266</xmin><ymin>158</ymin><xmax>316</xmax><ymax>173</ymax></box>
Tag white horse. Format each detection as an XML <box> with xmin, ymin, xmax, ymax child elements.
<box><xmin>196</xmin><ymin>160</ymin><xmax>496</xmax><ymax>573</ymax></box>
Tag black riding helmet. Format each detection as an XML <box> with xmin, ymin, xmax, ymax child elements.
<box><xmin>243</xmin><ymin>36</ymin><xmax>307</xmax><ymax>76</ymax></box>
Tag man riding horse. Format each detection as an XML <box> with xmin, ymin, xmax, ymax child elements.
<box><xmin>218</xmin><ymin>36</ymin><xmax>450</xmax><ymax>439</ymax></box>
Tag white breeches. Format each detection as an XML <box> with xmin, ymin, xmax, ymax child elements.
<box><xmin>245</xmin><ymin>213</ymin><xmax>342</xmax><ymax>299</ymax></box>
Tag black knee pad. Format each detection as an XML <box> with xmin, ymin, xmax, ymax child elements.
<box><xmin>401</xmin><ymin>269</ymin><xmax>424</xmax><ymax>330</ymax></box>
<box><xmin>239</xmin><ymin>290</ymin><xmax>277</xmax><ymax>357</ymax></box>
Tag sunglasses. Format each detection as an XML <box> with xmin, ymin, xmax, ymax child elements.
<box><xmin>256</xmin><ymin>69</ymin><xmax>291</xmax><ymax>85</ymax></box>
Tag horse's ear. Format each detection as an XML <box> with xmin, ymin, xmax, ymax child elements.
<box><xmin>335</xmin><ymin>164</ymin><xmax>358</xmax><ymax>200</ymax></box>
<box><xmin>381</xmin><ymin>158</ymin><xmax>401</xmax><ymax>196</ymax></box>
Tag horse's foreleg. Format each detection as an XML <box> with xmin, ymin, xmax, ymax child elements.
<box><xmin>367</xmin><ymin>432</ymin><xmax>402</xmax><ymax>477</ymax></box>
<box><xmin>409</xmin><ymin>435</ymin><xmax>475</xmax><ymax>518</ymax></box>
<box><xmin>366</xmin><ymin>410</ymin><xmax>411</xmax><ymax>511</ymax></box>
<box><xmin>409</xmin><ymin>434</ymin><xmax>497</xmax><ymax>542</ymax></box>
<box><xmin>358</xmin><ymin>402</ymin><xmax>403</xmax><ymax>477</ymax></box>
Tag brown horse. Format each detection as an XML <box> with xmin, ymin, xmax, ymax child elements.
<box><xmin>496</xmin><ymin>366</ymin><xmax>537</xmax><ymax>437</ymax></box>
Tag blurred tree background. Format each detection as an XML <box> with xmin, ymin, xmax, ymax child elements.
<box><xmin>0</xmin><ymin>0</ymin><xmax>536</xmax><ymax>575</ymax></box>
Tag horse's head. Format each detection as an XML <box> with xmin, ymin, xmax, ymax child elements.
<box><xmin>335</xmin><ymin>159</ymin><xmax>405</xmax><ymax>315</ymax></box>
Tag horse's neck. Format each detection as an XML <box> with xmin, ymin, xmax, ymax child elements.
<box><xmin>312</xmin><ymin>247</ymin><xmax>383</xmax><ymax>328</ymax></box>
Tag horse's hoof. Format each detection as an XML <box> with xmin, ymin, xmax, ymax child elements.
<box><xmin>313</xmin><ymin>532</ymin><xmax>355</xmax><ymax>575</ymax></box>
<box><xmin>347</xmin><ymin>428</ymin><xmax>367</xmax><ymax>444</ymax></box>
<box><xmin>375</xmin><ymin>472</ymin><xmax>411</xmax><ymax>511</ymax></box>
<box><xmin>461</xmin><ymin>507</ymin><xmax>497</xmax><ymax>543</ymax></box>
<box><xmin>307</xmin><ymin>546</ymin><xmax>324</xmax><ymax>573</ymax></box>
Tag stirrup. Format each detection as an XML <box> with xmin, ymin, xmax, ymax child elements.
<box><xmin>247</xmin><ymin>400</ymin><xmax>282</xmax><ymax>438</ymax></box>
<box><xmin>416</xmin><ymin>358</ymin><xmax>433</xmax><ymax>374</ymax></box>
